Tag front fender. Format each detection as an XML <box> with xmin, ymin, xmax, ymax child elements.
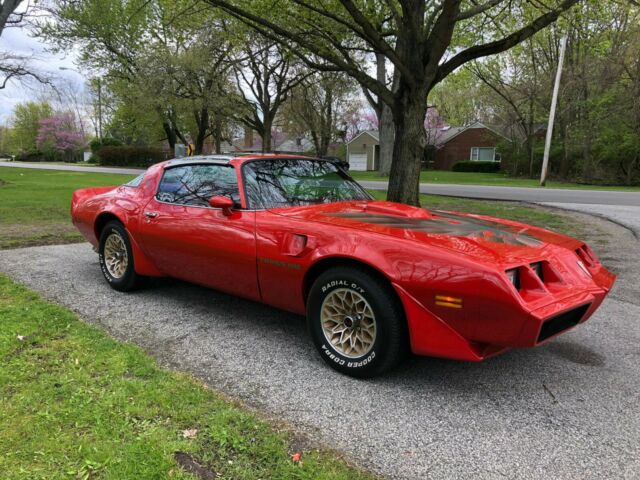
<box><xmin>393</xmin><ymin>283</ymin><xmax>508</xmax><ymax>361</ymax></box>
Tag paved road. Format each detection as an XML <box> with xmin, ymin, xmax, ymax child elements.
<box><xmin>0</xmin><ymin>161</ymin><xmax>143</xmax><ymax>175</ymax></box>
<box><xmin>3</xmin><ymin>161</ymin><xmax>640</xmax><ymax>206</ymax></box>
<box><xmin>359</xmin><ymin>181</ymin><xmax>640</xmax><ymax>206</ymax></box>
<box><xmin>543</xmin><ymin>203</ymin><xmax>640</xmax><ymax>238</ymax></box>
<box><xmin>0</xmin><ymin>210</ymin><xmax>638</xmax><ymax>479</ymax></box>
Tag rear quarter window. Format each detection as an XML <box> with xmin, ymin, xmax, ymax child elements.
<box><xmin>124</xmin><ymin>173</ymin><xmax>145</xmax><ymax>188</ymax></box>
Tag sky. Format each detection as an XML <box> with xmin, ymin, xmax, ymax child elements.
<box><xmin>0</xmin><ymin>24</ymin><xmax>83</xmax><ymax>124</ymax></box>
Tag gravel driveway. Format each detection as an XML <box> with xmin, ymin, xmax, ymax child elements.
<box><xmin>1</xmin><ymin>210</ymin><xmax>639</xmax><ymax>479</ymax></box>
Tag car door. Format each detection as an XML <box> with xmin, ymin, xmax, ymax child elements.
<box><xmin>137</xmin><ymin>163</ymin><xmax>260</xmax><ymax>301</ymax></box>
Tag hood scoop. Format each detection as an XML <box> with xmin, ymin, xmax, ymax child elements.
<box><xmin>328</xmin><ymin>208</ymin><xmax>543</xmax><ymax>248</ymax></box>
<box><xmin>360</xmin><ymin>201</ymin><xmax>433</xmax><ymax>219</ymax></box>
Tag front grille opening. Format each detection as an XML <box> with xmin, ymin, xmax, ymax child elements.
<box><xmin>538</xmin><ymin>304</ymin><xmax>591</xmax><ymax>343</ymax></box>
<box><xmin>576</xmin><ymin>246</ymin><xmax>594</xmax><ymax>267</ymax></box>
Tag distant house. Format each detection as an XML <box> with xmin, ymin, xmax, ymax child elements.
<box><xmin>428</xmin><ymin>121</ymin><xmax>510</xmax><ymax>170</ymax></box>
<box><xmin>345</xmin><ymin>122</ymin><xmax>510</xmax><ymax>171</ymax></box>
<box><xmin>345</xmin><ymin>130</ymin><xmax>379</xmax><ymax>171</ymax></box>
<box><xmin>217</xmin><ymin>130</ymin><xmax>317</xmax><ymax>155</ymax></box>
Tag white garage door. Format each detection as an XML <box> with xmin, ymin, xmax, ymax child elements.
<box><xmin>349</xmin><ymin>153</ymin><xmax>368</xmax><ymax>171</ymax></box>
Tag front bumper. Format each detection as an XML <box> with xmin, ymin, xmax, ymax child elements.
<box><xmin>394</xmin><ymin>268</ymin><xmax>615</xmax><ymax>362</ymax></box>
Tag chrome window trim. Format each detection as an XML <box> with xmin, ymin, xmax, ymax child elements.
<box><xmin>155</xmin><ymin>162</ymin><xmax>241</xmax><ymax>209</ymax></box>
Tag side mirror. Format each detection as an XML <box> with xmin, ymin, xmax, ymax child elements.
<box><xmin>208</xmin><ymin>195</ymin><xmax>234</xmax><ymax>216</ymax></box>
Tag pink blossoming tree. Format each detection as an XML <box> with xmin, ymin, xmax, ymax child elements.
<box><xmin>36</xmin><ymin>112</ymin><xmax>85</xmax><ymax>161</ymax></box>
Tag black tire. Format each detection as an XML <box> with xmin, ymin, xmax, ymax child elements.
<box><xmin>307</xmin><ymin>266</ymin><xmax>408</xmax><ymax>378</ymax></box>
<box><xmin>98</xmin><ymin>220</ymin><xmax>145</xmax><ymax>292</ymax></box>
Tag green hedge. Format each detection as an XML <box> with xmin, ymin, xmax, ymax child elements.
<box><xmin>452</xmin><ymin>161</ymin><xmax>501</xmax><ymax>173</ymax></box>
<box><xmin>14</xmin><ymin>151</ymin><xmax>50</xmax><ymax>162</ymax></box>
<box><xmin>96</xmin><ymin>146</ymin><xmax>169</xmax><ymax>167</ymax></box>
<box><xmin>90</xmin><ymin>137</ymin><xmax>122</xmax><ymax>153</ymax></box>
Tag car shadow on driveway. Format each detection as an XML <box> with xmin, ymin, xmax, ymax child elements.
<box><xmin>138</xmin><ymin>275</ymin><xmax>607</xmax><ymax>398</ymax></box>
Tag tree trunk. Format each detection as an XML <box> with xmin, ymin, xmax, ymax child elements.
<box><xmin>194</xmin><ymin>107</ymin><xmax>209</xmax><ymax>155</ymax></box>
<box><xmin>375</xmin><ymin>52</ymin><xmax>395</xmax><ymax>176</ymax></box>
<box><xmin>387</xmin><ymin>87</ymin><xmax>428</xmax><ymax>206</ymax></box>
<box><xmin>262</xmin><ymin>115</ymin><xmax>272</xmax><ymax>153</ymax></box>
<box><xmin>213</xmin><ymin>115</ymin><xmax>222</xmax><ymax>154</ymax></box>
<box><xmin>162</xmin><ymin>120</ymin><xmax>177</xmax><ymax>151</ymax></box>
<box><xmin>378</xmin><ymin>105</ymin><xmax>394</xmax><ymax>175</ymax></box>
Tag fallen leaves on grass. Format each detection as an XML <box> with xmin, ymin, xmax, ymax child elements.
<box><xmin>181</xmin><ymin>428</ymin><xmax>198</xmax><ymax>439</ymax></box>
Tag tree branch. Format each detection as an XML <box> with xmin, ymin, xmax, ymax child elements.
<box><xmin>436</xmin><ymin>0</ymin><xmax>580</xmax><ymax>82</ymax></box>
<box><xmin>456</xmin><ymin>0</ymin><xmax>504</xmax><ymax>21</ymax></box>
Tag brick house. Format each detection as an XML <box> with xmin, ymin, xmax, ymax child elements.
<box><xmin>428</xmin><ymin>121</ymin><xmax>510</xmax><ymax>170</ymax></box>
<box><xmin>346</xmin><ymin>122</ymin><xmax>509</xmax><ymax>171</ymax></box>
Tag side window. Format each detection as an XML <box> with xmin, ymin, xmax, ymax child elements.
<box><xmin>156</xmin><ymin>165</ymin><xmax>239</xmax><ymax>207</ymax></box>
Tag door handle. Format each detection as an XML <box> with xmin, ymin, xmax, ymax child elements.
<box><xmin>144</xmin><ymin>212</ymin><xmax>158</xmax><ymax>218</ymax></box>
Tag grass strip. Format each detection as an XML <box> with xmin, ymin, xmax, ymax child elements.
<box><xmin>0</xmin><ymin>274</ymin><xmax>371</xmax><ymax>479</ymax></box>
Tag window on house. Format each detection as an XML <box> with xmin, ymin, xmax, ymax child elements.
<box><xmin>470</xmin><ymin>147</ymin><xmax>497</xmax><ymax>161</ymax></box>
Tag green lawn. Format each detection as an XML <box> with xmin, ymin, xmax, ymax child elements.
<box><xmin>351</xmin><ymin>170</ymin><xmax>640</xmax><ymax>191</ymax></box>
<box><xmin>0</xmin><ymin>274</ymin><xmax>371</xmax><ymax>479</ymax></box>
<box><xmin>0</xmin><ymin>168</ymin><xmax>135</xmax><ymax>249</ymax></box>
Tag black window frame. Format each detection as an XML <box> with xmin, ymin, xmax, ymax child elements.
<box><xmin>240</xmin><ymin>158</ymin><xmax>372</xmax><ymax>211</ymax></box>
<box><xmin>155</xmin><ymin>163</ymin><xmax>241</xmax><ymax>209</ymax></box>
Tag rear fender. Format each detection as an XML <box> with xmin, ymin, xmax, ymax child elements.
<box><xmin>95</xmin><ymin>209</ymin><xmax>163</xmax><ymax>278</ymax></box>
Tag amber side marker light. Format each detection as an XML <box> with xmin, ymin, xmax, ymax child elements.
<box><xmin>435</xmin><ymin>295</ymin><xmax>463</xmax><ymax>309</ymax></box>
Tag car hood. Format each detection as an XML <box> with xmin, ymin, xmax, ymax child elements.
<box><xmin>269</xmin><ymin>200</ymin><xmax>581</xmax><ymax>265</ymax></box>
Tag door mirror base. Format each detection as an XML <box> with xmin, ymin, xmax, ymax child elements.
<box><xmin>208</xmin><ymin>196</ymin><xmax>234</xmax><ymax>216</ymax></box>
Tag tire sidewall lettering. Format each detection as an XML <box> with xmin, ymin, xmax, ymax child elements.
<box><xmin>321</xmin><ymin>343</ymin><xmax>376</xmax><ymax>369</ymax></box>
<box><xmin>321</xmin><ymin>279</ymin><xmax>365</xmax><ymax>295</ymax></box>
<box><xmin>318</xmin><ymin>278</ymin><xmax>378</xmax><ymax>370</ymax></box>
<box><xmin>99</xmin><ymin>226</ymin><xmax>127</xmax><ymax>285</ymax></box>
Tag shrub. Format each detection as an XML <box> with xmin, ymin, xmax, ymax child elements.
<box><xmin>452</xmin><ymin>161</ymin><xmax>501</xmax><ymax>173</ymax></box>
<box><xmin>14</xmin><ymin>151</ymin><xmax>52</xmax><ymax>162</ymax></box>
<box><xmin>96</xmin><ymin>145</ymin><xmax>168</xmax><ymax>167</ymax></box>
<box><xmin>90</xmin><ymin>137</ymin><xmax>122</xmax><ymax>153</ymax></box>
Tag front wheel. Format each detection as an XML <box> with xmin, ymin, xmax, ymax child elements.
<box><xmin>98</xmin><ymin>220</ymin><xmax>145</xmax><ymax>292</ymax></box>
<box><xmin>307</xmin><ymin>266</ymin><xmax>408</xmax><ymax>378</ymax></box>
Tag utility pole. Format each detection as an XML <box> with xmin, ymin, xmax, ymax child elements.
<box><xmin>540</xmin><ymin>35</ymin><xmax>567</xmax><ymax>187</ymax></box>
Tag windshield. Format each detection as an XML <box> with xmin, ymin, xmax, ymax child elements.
<box><xmin>243</xmin><ymin>159</ymin><xmax>371</xmax><ymax>209</ymax></box>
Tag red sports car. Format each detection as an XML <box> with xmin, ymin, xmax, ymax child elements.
<box><xmin>71</xmin><ymin>155</ymin><xmax>615</xmax><ymax>377</ymax></box>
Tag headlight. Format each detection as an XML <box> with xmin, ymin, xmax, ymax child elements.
<box><xmin>505</xmin><ymin>268</ymin><xmax>520</xmax><ymax>290</ymax></box>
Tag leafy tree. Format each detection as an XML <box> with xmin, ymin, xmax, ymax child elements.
<box><xmin>446</xmin><ymin>1</ymin><xmax>640</xmax><ymax>185</ymax></box>
<box><xmin>204</xmin><ymin>0</ymin><xmax>580</xmax><ymax>205</ymax></box>
<box><xmin>41</xmin><ymin>0</ymin><xmax>247</xmax><ymax>154</ymax></box>
<box><xmin>9</xmin><ymin>101</ymin><xmax>53</xmax><ymax>153</ymax></box>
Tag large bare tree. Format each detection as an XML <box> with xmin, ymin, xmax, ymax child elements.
<box><xmin>233</xmin><ymin>38</ymin><xmax>311</xmax><ymax>152</ymax></box>
<box><xmin>203</xmin><ymin>0</ymin><xmax>581</xmax><ymax>205</ymax></box>
<box><xmin>1</xmin><ymin>0</ymin><xmax>50</xmax><ymax>88</ymax></box>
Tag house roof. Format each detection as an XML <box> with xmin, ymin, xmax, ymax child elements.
<box><xmin>346</xmin><ymin>130</ymin><xmax>379</xmax><ymax>145</ymax></box>
<box><xmin>347</xmin><ymin>122</ymin><xmax>511</xmax><ymax>148</ymax></box>
<box><xmin>428</xmin><ymin>121</ymin><xmax>512</xmax><ymax>146</ymax></box>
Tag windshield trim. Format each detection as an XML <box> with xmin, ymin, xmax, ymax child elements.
<box><xmin>240</xmin><ymin>158</ymin><xmax>372</xmax><ymax>211</ymax></box>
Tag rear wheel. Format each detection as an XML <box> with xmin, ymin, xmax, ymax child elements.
<box><xmin>307</xmin><ymin>266</ymin><xmax>407</xmax><ymax>378</ymax></box>
<box><xmin>98</xmin><ymin>221</ymin><xmax>145</xmax><ymax>292</ymax></box>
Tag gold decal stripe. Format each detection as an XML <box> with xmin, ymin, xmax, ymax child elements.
<box><xmin>435</xmin><ymin>301</ymin><xmax>463</xmax><ymax>309</ymax></box>
<box><xmin>258</xmin><ymin>258</ymin><xmax>302</xmax><ymax>270</ymax></box>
